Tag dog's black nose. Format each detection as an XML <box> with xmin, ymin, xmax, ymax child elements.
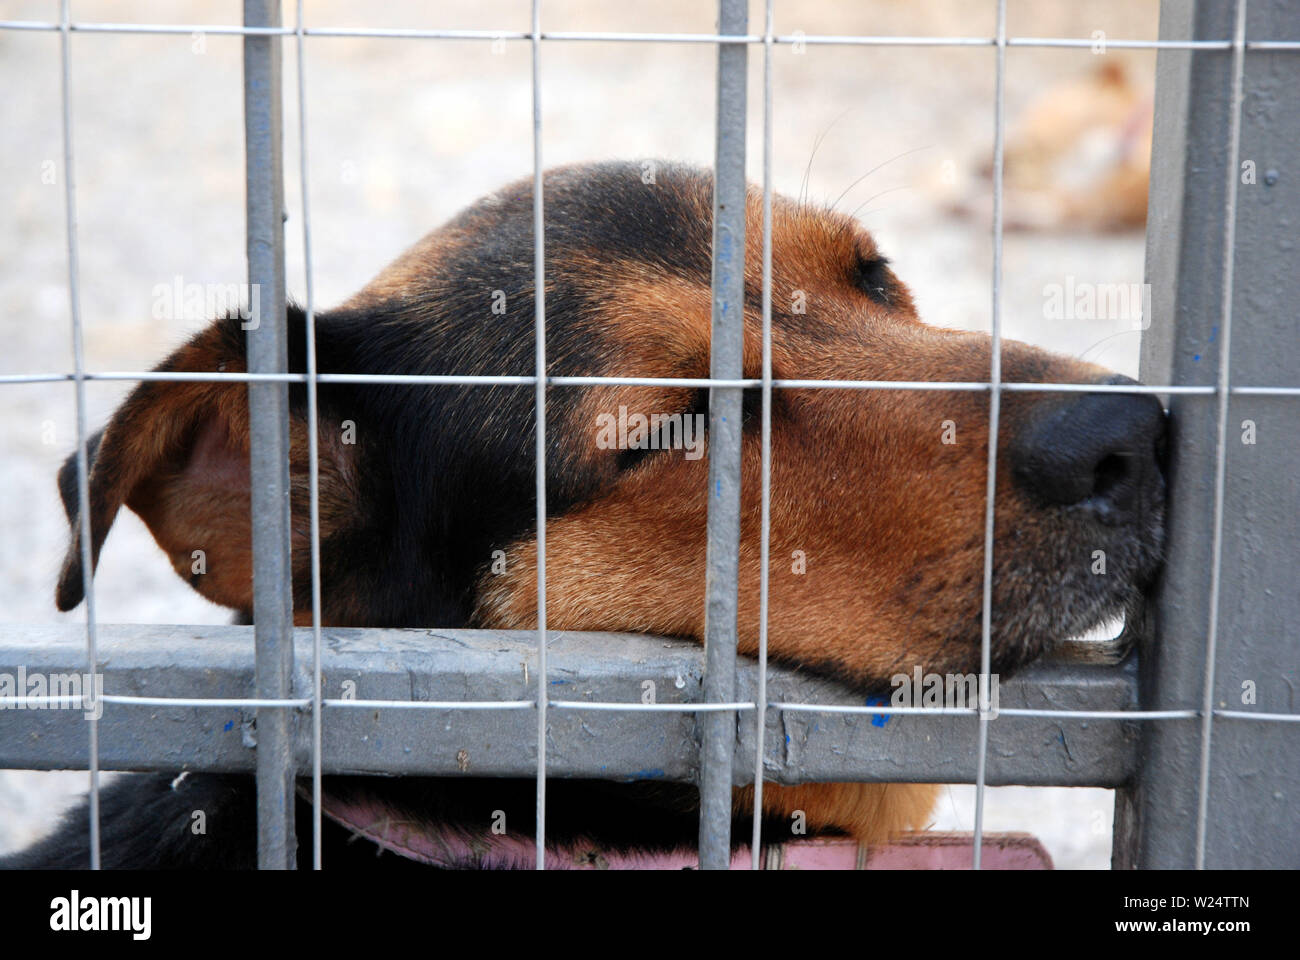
<box><xmin>1010</xmin><ymin>375</ymin><xmax>1166</xmax><ymax>521</ymax></box>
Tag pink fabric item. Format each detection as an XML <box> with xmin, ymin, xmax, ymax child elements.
<box><xmin>859</xmin><ymin>832</ymin><xmax>1053</xmax><ymax>870</ymax></box>
<box><xmin>319</xmin><ymin>792</ymin><xmax>1052</xmax><ymax>870</ymax></box>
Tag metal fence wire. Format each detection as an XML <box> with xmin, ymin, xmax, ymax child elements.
<box><xmin>1</xmin><ymin>0</ymin><xmax>1298</xmax><ymax>870</ymax></box>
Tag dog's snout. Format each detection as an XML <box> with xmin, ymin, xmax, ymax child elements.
<box><xmin>1011</xmin><ymin>375</ymin><xmax>1167</xmax><ymax>520</ymax></box>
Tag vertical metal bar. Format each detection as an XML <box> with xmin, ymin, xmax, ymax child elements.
<box><xmin>530</xmin><ymin>0</ymin><xmax>549</xmax><ymax>872</ymax></box>
<box><xmin>1193</xmin><ymin>0</ymin><xmax>1247</xmax><ymax>870</ymax></box>
<box><xmin>1117</xmin><ymin>0</ymin><xmax>1300</xmax><ymax>869</ymax></box>
<box><xmin>58</xmin><ymin>0</ymin><xmax>99</xmax><ymax>870</ymax></box>
<box><xmin>699</xmin><ymin>0</ymin><xmax>747</xmax><ymax>871</ymax></box>
<box><xmin>750</xmin><ymin>0</ymin><xmax>774</xmax><ymax>871</ymax></box>
<box><xmin>972</xmin><ymin>0</ymin><xmax>1008</xmax><ymax>872</ymax></box>
<box><xmin>292</xmin><ymin>0</ymin><xmax>324</xmax><ymax>871</ymax></box>
<box><xmin>243</xmin><ymin>0</ymin><xmax>296</xmax><ymax>870</ymax></box>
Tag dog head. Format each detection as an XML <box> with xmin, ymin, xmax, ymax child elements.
<box><xmin>55</xmin><ymin>160</ymin><xmax>1165</xmax><ymax>690</ymax></box>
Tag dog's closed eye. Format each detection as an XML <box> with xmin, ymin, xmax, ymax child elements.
<box><xmin>852</xmin><ymin>254</ymin><xmax>894</xmax><ymax>305</ymax></box>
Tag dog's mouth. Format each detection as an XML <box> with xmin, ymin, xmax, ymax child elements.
<box><xmin>994</xmin><ymin>530</ymin><xmax>1159</xmax><ymax>674</ymax></box>
<box><xmin>880</xmin><ymin>494</ymin><xmax>1163</xmax><ymax>684</ymax></box>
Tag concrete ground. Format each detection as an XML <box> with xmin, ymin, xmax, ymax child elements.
<box><xmin>0</xmin><ymin>0</ymin><xmax>1159</xmax><ymax>867</ymax></box>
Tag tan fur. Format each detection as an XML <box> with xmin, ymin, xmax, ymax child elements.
<box><xmin>735</xmin><ymin>783</ymin><xmax>940</xmax><ymax>845</ymax></box>
<box><xmin>59</xmin><ymin>325</ymin><xmax>357</xmax><ymax>617</ymax></box>
<box><xmin>944</xmin><ymin>60</ymin><xmax>1154</xmax><ymax>231</ymax></box>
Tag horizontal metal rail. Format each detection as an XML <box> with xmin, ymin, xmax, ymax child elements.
<box><xmin>2</xmin><ymin>370</ymin><xmax>1298</xmax><ymax>395</ymax></box>
<box><xmin>2</xmin><ymin>369</ymin><xmax>1300</xmax><ymax>395</ymax></box>
<box><xmin>3</xmin><ymin>19</ymin><xmax>1300</xmax><ymax>51</ymax></box>
<box><xmin>0</xmin><ymin>623</ymin><xmax>1171</xmax><ymax>787</ymax></box>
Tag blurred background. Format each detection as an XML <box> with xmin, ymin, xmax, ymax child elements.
<box><xmin>0</xmin><ymin>0</ymin><xmax>1160</xmax><ymax>867</ymax></box>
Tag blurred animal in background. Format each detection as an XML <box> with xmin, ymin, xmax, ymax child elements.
<box><xmin>942</xmin><ymin>60</ymin><xmax>1154</xmax><ymax>232</ymax></box>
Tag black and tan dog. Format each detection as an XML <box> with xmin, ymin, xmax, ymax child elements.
<box><xmin>4</xmin><ymin>161</ymin><xmax>1166</xmax><ymax>868</ymax></box>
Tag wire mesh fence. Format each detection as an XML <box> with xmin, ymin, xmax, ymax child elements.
<box><xmin>0</xmin><ymin>0</ymin><xmax>1297</xmax><ymax>870</ymax></box>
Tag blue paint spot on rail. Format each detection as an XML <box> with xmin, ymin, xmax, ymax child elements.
<box><xmin>223</xmin><ymin>720</ymin><xmax>234</xmax><ymax>732</ymax></box>
<box><xmin>629</xmin><ymin>768</ymin><xmax>666</xmax><ymax>780</ymax></box>
<box><xmin>865</xmin><ymin>696</ymin><xmax>890</xmax><ymax>728</ymax></box>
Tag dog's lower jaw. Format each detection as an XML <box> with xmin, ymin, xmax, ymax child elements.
<box><xmin>736</xmin><ymin>782</ymin><xmax>939</xmax><ymax>846</ymax></box>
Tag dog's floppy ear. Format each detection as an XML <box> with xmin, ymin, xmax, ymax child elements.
<box><xmin>55</xmin><ymin>318</ymin><xmax>260</xmax><ymax>612</ymax></box>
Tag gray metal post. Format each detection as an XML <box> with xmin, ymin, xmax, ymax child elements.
<box><xmin>243</xmin><ymin>0</ymin><xmax>297</xmax><ymax>870</ymax></box>
<box><xmin>698</xmin><ymin>0</ymin><xmax>748</xmax><ymax>870</ymax></box>
<box><xmin>1115</xmin><ymin>0</ymin><xmax>1300</xmax><ymax>869</ymax></box>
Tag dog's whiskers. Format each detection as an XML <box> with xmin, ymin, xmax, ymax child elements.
<box><xmin>799</xmin><ymin>107</ymin><xmax>853</xmax><ymax>210</ymax></box>
<box><xmin>830</xmin><ymin>144</ymin><xmax>933</xmax><ymax>213</ymax></box>
<box><xmin>847</xmin><ymin>184</ymin><xmax>913</xmax><ymax>222</ymax></box>
<box><xmin>1075</xmin><ymin>328</ymin><xmax>1143</xmax><ymax>366</ymax></box>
